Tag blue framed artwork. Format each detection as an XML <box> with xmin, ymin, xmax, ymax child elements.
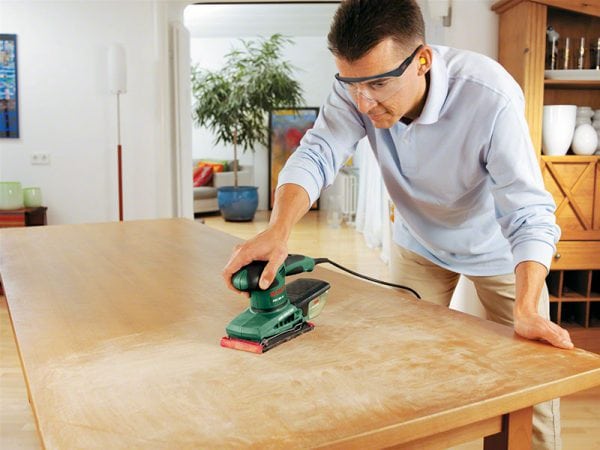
<box><xmin>0</xmin><ymin>34</ymin><xmax>19</xmax><ymax>138</ymax></box>
<box><xmin>268</xmin><ymin>107</ymin><xmax>319</xmax><ymax>210</ymax></box>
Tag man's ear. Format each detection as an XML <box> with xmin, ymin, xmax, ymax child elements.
<box><xmin>417</xmin><ymin>45</ymin><xmax>433</xmax><ymax>76</ymax></box>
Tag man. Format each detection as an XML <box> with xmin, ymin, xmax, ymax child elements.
<box><xmin>222</xmin><ymin>1</ymin><xmax>571</xmax><ymax>448</ymax></box>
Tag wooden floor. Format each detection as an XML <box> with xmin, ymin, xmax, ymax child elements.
<box><xmin>1</xmin><ymin>211</ymin><xmax>598</xmax><ymax>449</ymax></box>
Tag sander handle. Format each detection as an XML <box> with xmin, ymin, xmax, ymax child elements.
<box><xmin>284</xmin><ymin>254</ymin><xmax>315</xmax><ymax>276</ymax></box>
<box><xmin>231</xmin><ymin>255</ymin><xmax>315</xmax><ymax>291</ymax></box>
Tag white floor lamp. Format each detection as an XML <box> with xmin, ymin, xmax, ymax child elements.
<box><xmin>108</xmin><ymin>44</ymin><xmax>127</xmax><ymax>221</ymax></box>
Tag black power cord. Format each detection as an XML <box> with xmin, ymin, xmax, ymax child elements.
<box><xmin>313</xmin><ymin>257</ymin><xmax>421</xmax><ymax>300</ymax></box>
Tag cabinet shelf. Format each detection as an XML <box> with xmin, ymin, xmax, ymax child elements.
<box><xmin>544</xmin><ymin>79</ymin><xmax>600</xmax><ymax>89</ymax></box>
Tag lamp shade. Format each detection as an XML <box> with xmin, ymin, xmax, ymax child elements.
<box><xmin>108</xmin><ymin>43</ymin><xmax>127</xmax><ymax>94</ymax></box>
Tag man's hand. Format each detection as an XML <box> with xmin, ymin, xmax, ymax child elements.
<box><xmin>513</xmin><ymin>310</ymin><xmax>573</xmax><ymax>349</ymax></box>
<box><xmin>514</xmin><ymin>260</ymin><xmax>574</xmax><ymax>349</ymax></box>
<box><xmin>222</xmin><ymin>183</ymin><xmax>311</xmax><ymax>295</ymax></box>
<box><xmin>222</xmin><ymin>227</ymin><xmax>289</xmax><ymax>294</ymax></box>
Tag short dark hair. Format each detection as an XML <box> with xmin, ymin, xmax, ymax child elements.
<box><xmin>327</xmin><ymin>0</ymin><xmax>426</xmax><ymax>61</ymax></box>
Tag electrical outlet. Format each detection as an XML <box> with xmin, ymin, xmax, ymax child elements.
<box><xmin>31</xmin><ymin>152</ymin><xmax>51</xmax><ymax>165</ymax></box>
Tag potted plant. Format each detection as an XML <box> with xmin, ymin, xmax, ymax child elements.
<box><xmin>191</xmin><ymin>34</ymin><xmax>304</xmax><ymax>221</ymax></box>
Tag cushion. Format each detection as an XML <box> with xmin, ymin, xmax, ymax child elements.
<box><xmin>197</xmin><ymin>159</ymin><xmax>228</xmax><ymax>173</ymax></box>
<box><xmin>193</xmin><ymin>165</ymin><xmax>214</xmax><ymax>187</ymax></box>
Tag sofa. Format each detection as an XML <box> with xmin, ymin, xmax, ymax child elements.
<box><xmin>193</xmin><ymin>160</ymin><xmax>254</xmax><ymax>214</ymax></box>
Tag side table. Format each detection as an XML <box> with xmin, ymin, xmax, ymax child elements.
<box><xmin>0</xmin><ymin>207</ymin><xmax>47</xmax><ymax>294</ymax></box>
<box><xmin>0</xmin><ymin>206</ymin><xmax>47</xmax><ymax>228</ymax></box>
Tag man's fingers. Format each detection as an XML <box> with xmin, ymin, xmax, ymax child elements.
<box><xmin>259</xmin><ymin>252</ymin><xmax>287</xmax><ymax>289</ymax></box>
<box><xmin>515</xmin><ymin>315</ymin><xmax>574</xmax><ymax>350</ymax></box>
<box><xmin>535</xmin><ymin>319</ymin><xmax>574</xmax><ymax>349</ymax></box>
<box><xmin>222</xmin><ymin>247</ymin><xmax>253</xmax><ymax>292</ymax></box>
<box><xmin>545</xmin><ymin>323</ymin><xmax>574</xmax><ymax>349</ymax></box>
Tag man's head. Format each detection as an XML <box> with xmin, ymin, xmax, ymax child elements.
<box><xmin>328</xmin><ymin>0</ymin><xmax>432</xmax><ymax>128</ymax></box>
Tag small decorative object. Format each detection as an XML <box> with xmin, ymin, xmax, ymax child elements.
<box><xmin>563</xmin><ymin>37</ymin><xmax>571</xmax><ymax>70</ymax></box>
<box><xmin>572</xmin><ymin>124</ymin><xmax>598</xmax><ymax>155</ymax></box>
<box><xmin>268</xmin><ymin>108</ymin><xmax>319</xmax><ymax>210</ymax></box>
<box><xmin>591</xmin><ymin>37</ymin><xmax>600</xmax><ymax>70</ymax></box>
<box><xmin>578</xmin><ymin>37</ymin><xmax>585</xmax><ymax>70</ymax></box>
<box><xmin>191</xmin><ymin>34</ymin><xmax>304</xmax><ymax>221</ymax></box>
<box><xmin>542</xmin><ymin>105</ymin><xmax>576</xmax><ymax>156</ymax></box>
<box><xmin>592</xmin><ymin>110</ymin><xmax>600</xmax><ymax>151</ymax></box>
<box><xmin>0</xmin><ymin>182</ymin><xmax>23</xmax><ymax>210</ymax></box>
<box><xmin>546</xmin><ymin>26</ymin><xmax>559</xmax><ymax>70</ymax></box>
<box><xmin>0</xmin><ymin>34</ymin><xmax>19</xmax><ymax>138</ymax></box>
<box><xmin>576</xmin><ymin>106</ymin><xmax>594</xmax><ymax>126</ymax></box>
<box><xmin>23</xmin><ymin>187</ymin><xmax>42</xmax><ymax>208</ymax></box>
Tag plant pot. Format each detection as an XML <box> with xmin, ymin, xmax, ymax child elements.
<box><xmin>217</xmin><ymin>186</ymin><xmax>258</xmax><ymax>222</ymax></box>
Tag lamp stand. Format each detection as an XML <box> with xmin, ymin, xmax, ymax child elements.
<box><xmin>116</xmin><ymin>92</ymin><xmax>123</xmax><ymax>221</ymax></box>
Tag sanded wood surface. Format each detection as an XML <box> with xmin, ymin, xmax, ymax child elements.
<box><xmin>1</xmin><ymin>219</ymin><xmax>599</xmax><ymax>449</ymax></box>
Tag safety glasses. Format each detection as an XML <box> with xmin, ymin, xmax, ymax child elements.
<box><xmin>335</xmin><ymin>45</ymin><xmax>423</xmax><ymax>103</ymax></box>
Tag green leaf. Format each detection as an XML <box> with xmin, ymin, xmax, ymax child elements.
<box><xmin>190</xmin><ymin>34</ymin><xmax>305</xmax><ymax>154</ymax></box>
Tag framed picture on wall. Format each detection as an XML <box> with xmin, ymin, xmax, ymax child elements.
<box><xmin>268</xmin><ymin>107</ymin><xmax>319</xmax><ymax>210</ymax></box>
<box><xmin>0</xmin><ymin>34</ymin><xmax>19</xmax><ymax>138</ymax></box>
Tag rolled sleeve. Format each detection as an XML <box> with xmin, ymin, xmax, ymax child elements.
<box><xmin>512</xmin><ymin>240</ymin><xmax>556</xmax><ymax>272</ymax></box>
<box><xmin>486</xmin><ymin>100</ymin><xmax>561</xmax><ymax>271</ymax></box>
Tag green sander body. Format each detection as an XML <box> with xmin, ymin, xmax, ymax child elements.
<box><xmin>221</xmin><ymin>255</ymin><xmax>330</xmax><ymax>353</ymax></box>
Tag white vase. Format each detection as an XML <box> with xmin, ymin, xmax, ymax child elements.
<box><xmin>572</xmin><ymin>124</ymin><xmax>598</xmax><ymax>156</ymax></box>
<box><xmin>542</xmin><ymin>105</ymin><xmax>577</xmax><ymax>156</ymax></box>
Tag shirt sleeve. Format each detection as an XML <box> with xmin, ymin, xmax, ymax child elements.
<box><xmin>485</xmin><ymin>99</ymin><xmax>561</xmax><ymax>272</ymax></box>
<box><xmin>276</xmin><ymin>82</ymin><xmax>367</xmax><ymax>205</ymax></box>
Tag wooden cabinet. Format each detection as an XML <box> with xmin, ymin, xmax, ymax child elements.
<box><xmin>492</xmin><ymin>0</ymin><xmax>600</xmax><ymax>351</ymax></box>
<box><xmin>541</xmin><ymin>156</ymin><xmax>599</xmax><ymax>241</ymax></box>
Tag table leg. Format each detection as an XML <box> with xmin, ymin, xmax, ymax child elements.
<box><xmin>484</xmin><ymin>406</ymin><xmax>533</xmax><ymax>450</ymax></box>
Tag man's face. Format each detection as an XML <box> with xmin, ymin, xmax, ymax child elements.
<box><xmin>334</xmin><ymin>38</ymin><xmax>429</xmax><ymax>128</ymax></box>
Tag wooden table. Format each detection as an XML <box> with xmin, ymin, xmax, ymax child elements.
<box><xmin>0</xmin><ymin>206</ymin><xmax>47</xmax><ymax>295</ymax></box>
<box><xmin>1</xmin><ymin>219</ymin><xmax>599</xmax><ymax>449</ymax></box>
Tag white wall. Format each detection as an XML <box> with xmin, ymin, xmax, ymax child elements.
<box><xmin>0</xmin><ymin>1</ymin><xmax>182</xmax><ymax>224</ymax></box>
<box><xmin>425</xmin><ymin>0</ymin><xmax>498</xmax><ymax>59</ymax></box>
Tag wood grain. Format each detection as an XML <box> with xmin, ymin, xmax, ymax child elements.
<box><xmin>1</xmin><ymin>219</ymin><xmax>600</xmax><ymax>449</ymax></box>
<box><xmin>492</xmin><ymin>0</ymin><xmax>600</xmax><ymax>17</ymax></box>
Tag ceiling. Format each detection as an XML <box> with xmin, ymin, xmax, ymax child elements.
<box><xmin>183</xmin><ymin>3</ymin><xmax>341</xmax><ymax>38</ymax></box>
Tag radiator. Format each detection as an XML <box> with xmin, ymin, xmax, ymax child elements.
<box><xmin>339</xmin><ymin>169</ymin><xmax>358</xmax><ymax>222</ymax></box>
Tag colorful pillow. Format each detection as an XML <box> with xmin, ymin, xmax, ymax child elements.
<box><xmin>197</xmin><ymin>160</ymin><xmax>228</xmax><ymax>173</ymax></box>
<box><xmin>193</xmin><ymin>165</ymin><xmax>214</xmax><ymax>187</ymax></box>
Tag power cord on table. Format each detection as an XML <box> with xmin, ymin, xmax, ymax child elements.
<box><xmin>313</xmin><ymin>257</ymin><xmax>421</xmax><ymax>300</ymax></box>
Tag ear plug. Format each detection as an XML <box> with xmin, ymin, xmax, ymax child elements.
<box><xmin>419</xmin><ymin>57</ymin><xmax>427</xmax><ymax>65</ymax></box>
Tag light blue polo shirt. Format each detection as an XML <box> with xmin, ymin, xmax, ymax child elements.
<box><xmin>277</xmin><ymin>45</ymin><xmax>560</xmax><ymax>276</ymax></box>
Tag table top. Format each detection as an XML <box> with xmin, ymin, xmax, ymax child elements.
<box><xmin>1</xmin><ymin>219</ymin><xmax>599</xmax><ymax>449</ymax></box>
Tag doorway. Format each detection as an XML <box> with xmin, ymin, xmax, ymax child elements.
<box><xmin>178</xmin><ymin>1</ymin><xmax>340</xmax><ymax>216</ymax></box>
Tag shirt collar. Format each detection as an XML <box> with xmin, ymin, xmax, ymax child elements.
<box><xmin>414</xmin><ymin>47</ymin><xmax>448</xmax><ymax>125</ymax></box>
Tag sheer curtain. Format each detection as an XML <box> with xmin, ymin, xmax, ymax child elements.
<box><xmin>354</xmin><ymin>139</ymin><xmax>392</xmax><ymax>263</ymax></box>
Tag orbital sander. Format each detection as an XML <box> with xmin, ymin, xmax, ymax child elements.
<box><xmin>220</xmin><ymin>254</ymin><xmax>421</xmax><ymax>354</ymax></box>
<box><xmin>220</xmin><ymin>255</ymin><xmax>329</xmax><ymax>354</ymax></box>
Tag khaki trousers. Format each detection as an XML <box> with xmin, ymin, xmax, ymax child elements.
<box><xmin>390</xmin><ymin>245</ymin><xmax>562</xmax><ymax>450</ymax></box>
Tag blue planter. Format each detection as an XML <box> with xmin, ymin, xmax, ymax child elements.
<box><xmin>217</xmin><ymin>186</ymin><xmax>259</xmax><ymax>222</ymax></box>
